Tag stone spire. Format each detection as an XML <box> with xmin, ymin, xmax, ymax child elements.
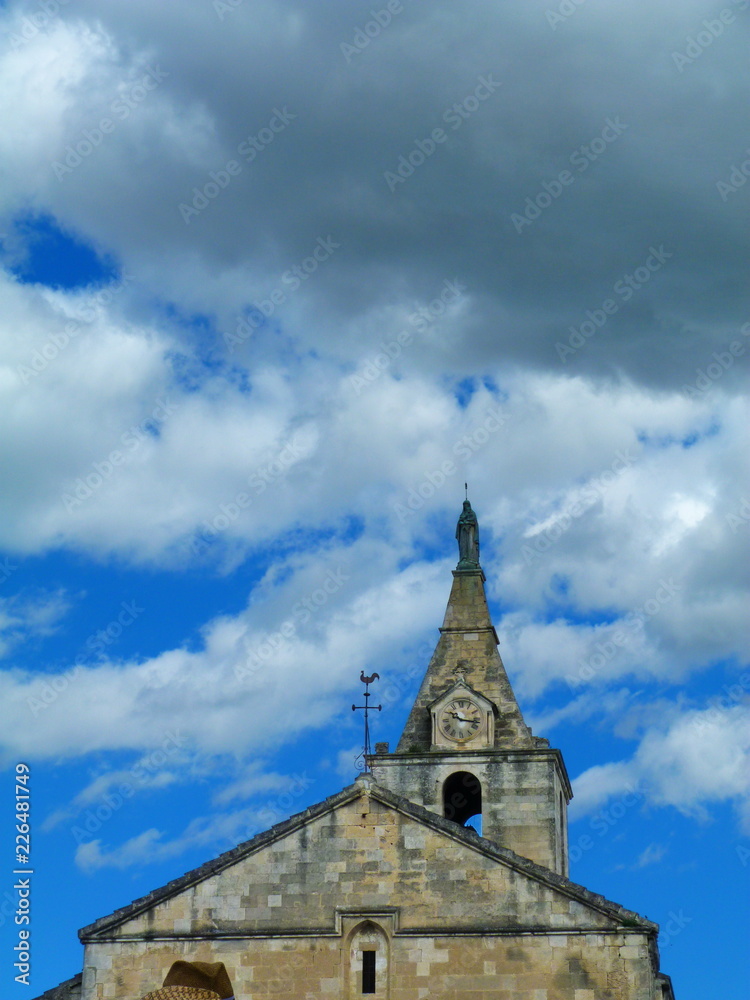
<box><xmin>396</xmin><ymin>501</ymin><xmax>533</xmax><ymax>752</ymax></box>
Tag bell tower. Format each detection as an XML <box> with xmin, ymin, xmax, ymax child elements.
<box><xmin>370</xmin><ymin>499</ymin><xmax>572</xmax><ymax>875</ymax></box>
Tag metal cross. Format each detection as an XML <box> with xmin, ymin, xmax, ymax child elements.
<box><xmin>352</xmin><ymin>671</ymin><xmax>381</xmax><ymax>772</ymax></box>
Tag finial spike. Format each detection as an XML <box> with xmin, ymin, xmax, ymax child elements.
<box><xmin>465</xmin><ymin>481</ymin><xmax>468</xmax><ymax>500</ymax></box>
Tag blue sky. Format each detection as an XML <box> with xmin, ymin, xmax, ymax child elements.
<box><xmin>0</xmin><ymin>2</ymin><xmax>748</xmax><ymax>998</ymax></box>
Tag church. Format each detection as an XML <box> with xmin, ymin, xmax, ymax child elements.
<box><xmin>36</xmin><ymin>501</ymin><xmax>675</xmax><ymax>1000</ymax></box>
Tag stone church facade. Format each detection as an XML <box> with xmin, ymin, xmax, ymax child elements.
<box><xmin>36</xmin><ymin>503</ymin><xmax>675</xmax><ymax>1000</ymax></box>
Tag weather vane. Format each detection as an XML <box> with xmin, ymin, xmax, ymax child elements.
<box><xmin>352</xmin><ymin>671</ymin><xmax>381</xmax><ymax>772</ymax></box>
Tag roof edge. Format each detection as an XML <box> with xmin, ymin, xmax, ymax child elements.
<box><xmin>366</xmin><ymin>782</ymin><xmax>654</xmax><ymax>930</ymax></box>
<box><xmin>81</xmin><ymin>776</ymin><xmax>650</xmax><ymax>941</ymax></box>
<box><xmin>79</xmin><ymin>781</ymin><xmax>365</xmax><ymax>940</ymax></box>
<box><xmin>29</xmin><ymin>971</ymin><xmax>82</xmax><ymax>1000</ymax></box>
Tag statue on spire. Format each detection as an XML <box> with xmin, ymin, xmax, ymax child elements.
<box><xmin>456</xmin><ymin>496</ymin><xmax>480</xmax><ymax>569</ymax></box>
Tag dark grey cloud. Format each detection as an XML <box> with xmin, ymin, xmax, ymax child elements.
<box><xmin>4</xmin><ymin>0</ymin><xmax>746</xmax><ymax>391</ymax></box>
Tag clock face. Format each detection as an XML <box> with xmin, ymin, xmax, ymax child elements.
<box><xmin>438</xmin><ymin>698</ymin><xmax>482</xmax><ymax>742</ymax></box>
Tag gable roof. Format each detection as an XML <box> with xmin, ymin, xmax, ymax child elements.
<box><xmin>30</xmin><ymin>972</ymin><xmax>82</xmax><ymax>1000</ymax></box>
<box><xmin>80</xmin><ymin>776</ymin><xmax>656</xmax><ymax>941</ymax></box>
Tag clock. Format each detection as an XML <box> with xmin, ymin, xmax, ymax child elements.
<box><xmin>437</xmin><ymin>697</ymin><xmax>482</xmax><ymax>743</ymax></box>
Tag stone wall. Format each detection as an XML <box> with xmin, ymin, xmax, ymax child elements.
<box><xmin>89</xmin><ymin>796</ymin><xmax>612</xmax><ymax>938</ymax></box>
<box><xmin>371</xmin><ymin>751</ymin><xmax>570</xmax><ymax>875</ymax></box>
<box><xmin>82</xmin><ymin>930</ymin><xmax>664</xmax><ymax>1000</ymax></box>
<box><xmin>80</xmin><ymin>789</ymin><xmax>668</xmax><ymax>1000</ymax></box>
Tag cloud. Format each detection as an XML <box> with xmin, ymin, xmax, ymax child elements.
<box><xmin>41</xmin><ymin>749</ymin><xmax>185</xmax><ymax>832</ymax></box>
<box><xmin>76</xmin><ymin>828</ymin><xmax>163</xmax><ymax>873</ymax></box>
<box><xmin>0</xmin><ymin>0</ymin><xmax>747</xmax><ymax>390</ymax></box>
<box><xmin>0</xmin><ymin>0</ymin><xmax>746</xmax><ymax>868</ymax></box>
<box><xmin>0</xmin><ymin>589</ymin><xmax>70</xmax><ymax>658</ymax></box>
<box><xmin>0</xmin><ymin>544</ymin><xmax>447</xmax><ymax>764</ymax></box>
<box><xmin>0</xmin><ymin>347</ymin><xmax>746</xmax><ymax>785</ymax></box>
<box><xmin>73</xmin><ymin>766</ymin><xmax>319</xmax><ymax>871</ymax></box>
<box><xmin>571</xmin><ymin>702</ymin><xmax>750</xmax><ymax>831</ymax></box>
<box><xmin>634</xmin><ymin>842</ymin><xmax>667</xmax><ymax>869</ymax></box>
<box><xmin>337</xmin><ymin>744</ymin><xmax>366</xmax><ymax>780</ymax></box>
<box><xmin>212</xmin><ymin>764</ymin><xmax>313</xmax><ymax>806</ymax></box>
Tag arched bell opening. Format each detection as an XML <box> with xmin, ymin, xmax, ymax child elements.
<box><xmin>443</xmin><ymin>770</ymin><xmax>482</xmax><ymax>833</ymax></box>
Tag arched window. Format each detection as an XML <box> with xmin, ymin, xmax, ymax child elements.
<box><xmin>443</xmin><ymin>771</ymin><xmax>482</xmax><ymax>833</ymax></box>
<box><xmin>347</xmin><ymin>920</ymin><xmax>389</xmax><ymax>999</ymax></box>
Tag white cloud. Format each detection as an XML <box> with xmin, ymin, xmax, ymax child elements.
<box><xmin>213</xmin><ymin>764</ymin><xmax>313</xmax><ymax>807</ymax></box>
<box><xmin>73</xmin><ymin>766</ymin><xmax>320</xmax><ymax>872</ymax></box>
<box><xmin>41</xmin><ymin>750</ymin><xmax>185</xmax><ymax>832</ymax></box>
<box><xmin>337</xmin><ymin>744</ymin><xmax>366</xmax><ymax>780</ymax></box>
<box><xmin>634</xmin><ymin>842</ymin><xmax>667</xmax><ymax>869</ymax></box>
<box><xmin>0</xmin><ymin>291</ymin><xmax>746</xmax><ymax>770</ymax></box>
<box><xmin>0</xmin><ymin>0</ymin><xmax>746</xmax><ymax>873</ymax></box>
<box><xmin>0</xmin><ymin>589</ymin><xmax>70</xmax><ymax>658</ymax></box>
<box><xmin>571</xmin><ymin>702</ymin><xmax>750</xmax><ymax>831</ymax></box>
<box><xmin>0</xmin><ymin>542</ymin><xmax>447</xmax><ymax>764</ymax></box>
<box><xmin>76</xmin><ymin>828</ymin><xmax>162</xmax><ymax>873</ymax></box>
